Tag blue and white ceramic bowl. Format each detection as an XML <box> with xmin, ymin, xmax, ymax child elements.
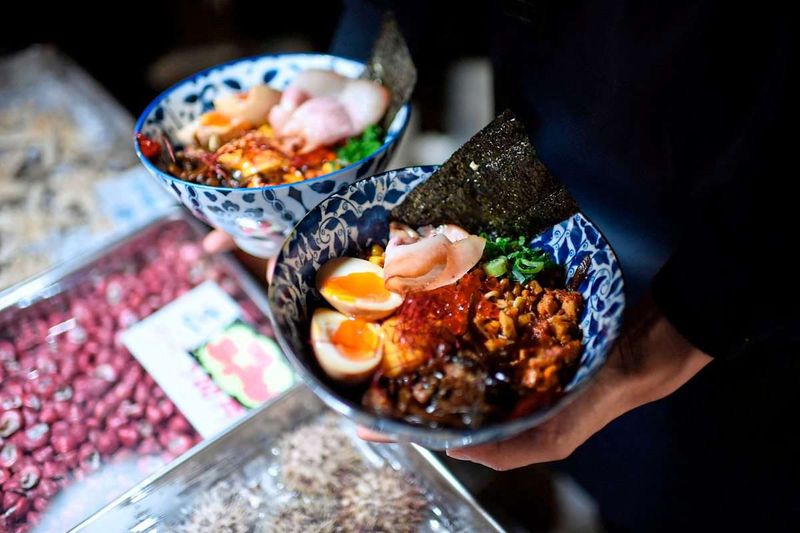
<box><xmin>268</xmin><ymin>166</ymin><xmax>626</xmax><ymax>449</ymax></box>
<box><xmin>135</xmin><ymin>54</ymin><xmax>411</xmax><ymax>258</ymax></box>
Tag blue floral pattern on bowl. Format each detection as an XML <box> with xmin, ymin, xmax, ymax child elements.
<box><xmin>268</xmin><ymin>166</ymin><xmax>626</xmax><ymax>449</ymax></box>
<box><xmin>134</xmin><ymin>53</ymin><xmax>410</xmax><ymax>258</ymax></box>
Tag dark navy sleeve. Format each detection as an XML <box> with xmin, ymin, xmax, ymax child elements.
<box><xmin>329</xmin><ymin>0</ymin><xmax>386</xmax><ymax>60</ymax></box>
<box><xmin>651</xmin><ymin>46</ymin><xmax>795</xmax><ymax>360</ymax></box>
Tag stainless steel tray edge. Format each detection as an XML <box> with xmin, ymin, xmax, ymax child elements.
<box><xmin>0</xmin><ymin>207</ymin><xmax>187</xmax><ymax>312</ymax></box>
<box><xmin>69</xmin><ymin>384</ymin><xmax>308</xmax><ymax>533</ymax></box>
<box><xmin>71</xmin><ymin>386</ymin><xmax>506</xmax><ymax>533</ymax></box>
<box><xmin>0</xmin><ymin>206</ymin><xmax>269</xmax><ymax>317</ymax></box>
<box><xmin>411</xmin><ymin>445</ymin><xmax>505</xmax><ymax>532</ymax></box>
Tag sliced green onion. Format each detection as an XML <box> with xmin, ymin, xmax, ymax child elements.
<box><xmin>514</xmin><ymin>257</ymin><xmax>545</xmax><ymax>276</ymax></box>
<box><xmin>484</xmin><ymin>256</ymin><xmax>509</xmax><ymax>277</ymax></box>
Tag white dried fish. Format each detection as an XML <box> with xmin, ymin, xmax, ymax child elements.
<box><xmin>0</xmin><ymin>103</ymin><xmax>121</xmax><ymax>288</ymax></box>
<box><xmin>277</xmin><ymin>412</ymin><xmax>363</xmax><ymax>496</ymax></box>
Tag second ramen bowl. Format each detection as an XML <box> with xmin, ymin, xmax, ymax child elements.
<box><xmin>135</xmin><ymin>53</ymin><xmax>410</xmax><ymax>258</ymax></box>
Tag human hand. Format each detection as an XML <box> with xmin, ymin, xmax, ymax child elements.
<box><xmin>202</xmin><ymin>229</ymin><xmax>238</xmax><ymax>254</ymax></box>
<box><xmin>202</xmin><ymin>229</ymin><xmax>277</xmax><ymax>283</ymax></box>
<box><xmin>359</xmin><ymin>296</ymin><xmax>712</xmax><ymax>470</ymax></box>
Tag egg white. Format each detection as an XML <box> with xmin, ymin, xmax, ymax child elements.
<box><xmin>316</xmin><ymin>257</ymin><xmax>403</xmax><ymax>320</ymax></box>
<box><xmin>310</xmin><ymin>308</ymin><xmax>383</xmax><ymax>383</ymax></box>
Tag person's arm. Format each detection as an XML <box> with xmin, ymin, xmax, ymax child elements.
<box><xmin>329</xmin><ymin>0</ymin><xmax>386</xmax><ymax>60</ymax></box>
<box><xmin>444</xmin><ymin>295</ymin><xmax>712</xmax><ymax>470</ymax></box>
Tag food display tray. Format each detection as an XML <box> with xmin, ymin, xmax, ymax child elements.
<box><xmin>73</xmin><ymin>386</ymin><xmax>505</xmax><ymax>532</ymax></box>
<box><xmin>0</xmin><ymin>208</ymin><xmax>292</xmax><ymax>532</ymax></box>
<box><xmin>0</xmin><ymin>45</ymin><xmax>174</xmax><ymax>291</ymax></box>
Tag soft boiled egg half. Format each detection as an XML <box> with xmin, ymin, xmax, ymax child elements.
<box><xmin>316</xmin><ymin>257</ymin><xmax>403</xmax><ymax>320</ymax></box>
<box><xmin>310</xmin><ymin>308</ymin><xmax>383</xmax><ymax>383</ymax></box>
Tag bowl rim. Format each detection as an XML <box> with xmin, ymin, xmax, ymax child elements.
<box><xmin>133</xmin><ymin>52</ymin><xmax>412</xmax><ymax>194</ymax></box>
<box><xmin>266</xmin><ymin>165</ymin><xmax>627</xmax><ymax>447</ymax></box>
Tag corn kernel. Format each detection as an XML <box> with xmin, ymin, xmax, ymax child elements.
<box><xmin>283</xmin><ymin>172</ymin><xmax>303</xmax><ymax>183</ymax></box>
<box><xmin>485</xmin><ymin>338</ymin><xmax>511</xmax><ymax>352</ymax></box>
<box><xmin>518</xmin><ymin>313</ymin><xmax>534</xmax><ymax>327</ymax></box>
<box><xmin>499</xmin><ymin>311</ymin><xmax>516</xmax><ymax>340</ymax></box>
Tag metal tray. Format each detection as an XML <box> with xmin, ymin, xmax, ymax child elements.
<box><xmin>0</xmin><ymin>207</ymin><xmax>285</xmax><ymax>531</ymax></box>
<box><xmin>0</xmin><ymin>45</ymin><xmax>174</xmax><ymax>291</ymax></box>
<box><xmin>0</xmin><ymin>206</ymin><xmax>266</xmax><ymax>315</ymax></box>
<box><xmin>72</xmin><ymin>386</ymin><xmax>505</xmax><ymax>532</ymax></box>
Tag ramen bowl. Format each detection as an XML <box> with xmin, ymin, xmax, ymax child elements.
<box><xmin>135</xmin><ymin>53</ymin><xmax>410</xmax><ymax>258</ymax></box>
<box><xmin>268</xmin><ymin>166</ymin><xmax>625</xmax><ymax>449</ymax></box>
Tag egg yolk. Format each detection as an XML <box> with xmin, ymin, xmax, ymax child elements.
<box><xmin>331</xmin><ymin>318</ymin><xmax>380</xmax><ymax>361</ymax></box>
<box><xmin>200</xmin><ymin>111</ymin><xmax>231</xmax><ymax>126</ymax></box>
<box><xmin>321</xmin><ymin>272</ymin><xmax>393</xmax><ymax>303</ymax></box>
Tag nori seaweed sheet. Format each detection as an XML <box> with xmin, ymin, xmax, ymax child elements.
<box><xmin>362</xmin><ymin>13</ymin><xmax>417</xmax><ymax>131</ymax></box>
<box><xmin>391</xmin><ymin>110</ymin><xmax>579</xmax><ymax>237</ymax></box>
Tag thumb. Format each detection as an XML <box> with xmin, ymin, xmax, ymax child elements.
<box><xmin>202</xmin><ymin>230</ymin><xmax>236</xmax><ymax>254</ymax></box>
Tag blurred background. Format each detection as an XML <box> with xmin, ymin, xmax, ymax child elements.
<box><xmin>1</xmin><ymin>0</ymin><xmax>495</xmax><ymax>168</ymax></box>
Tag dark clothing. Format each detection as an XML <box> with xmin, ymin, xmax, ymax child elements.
<box><xmin>335</xmin><ymin>1</ymin><xmax>797</xmax><ymax>530</ymax></box>
<box><xmin>488</xmin><ymin>2</ymin><xmax>796</xmax><ymax>360</ymax></box>
<box><xmin>337</xmin><ymin>2</ymin><xmax>796</xmax><ymax>356</ymax></box>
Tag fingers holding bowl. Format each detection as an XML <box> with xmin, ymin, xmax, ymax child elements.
<box><xmin>202</xmin><ymin>229</ymin><xmax>236</xmax><ymax>254</ymax></box>
<box><xmin>356</xmin><ymin>426</ymin><xmax>396</xmax><ymax>443</ymax></box>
